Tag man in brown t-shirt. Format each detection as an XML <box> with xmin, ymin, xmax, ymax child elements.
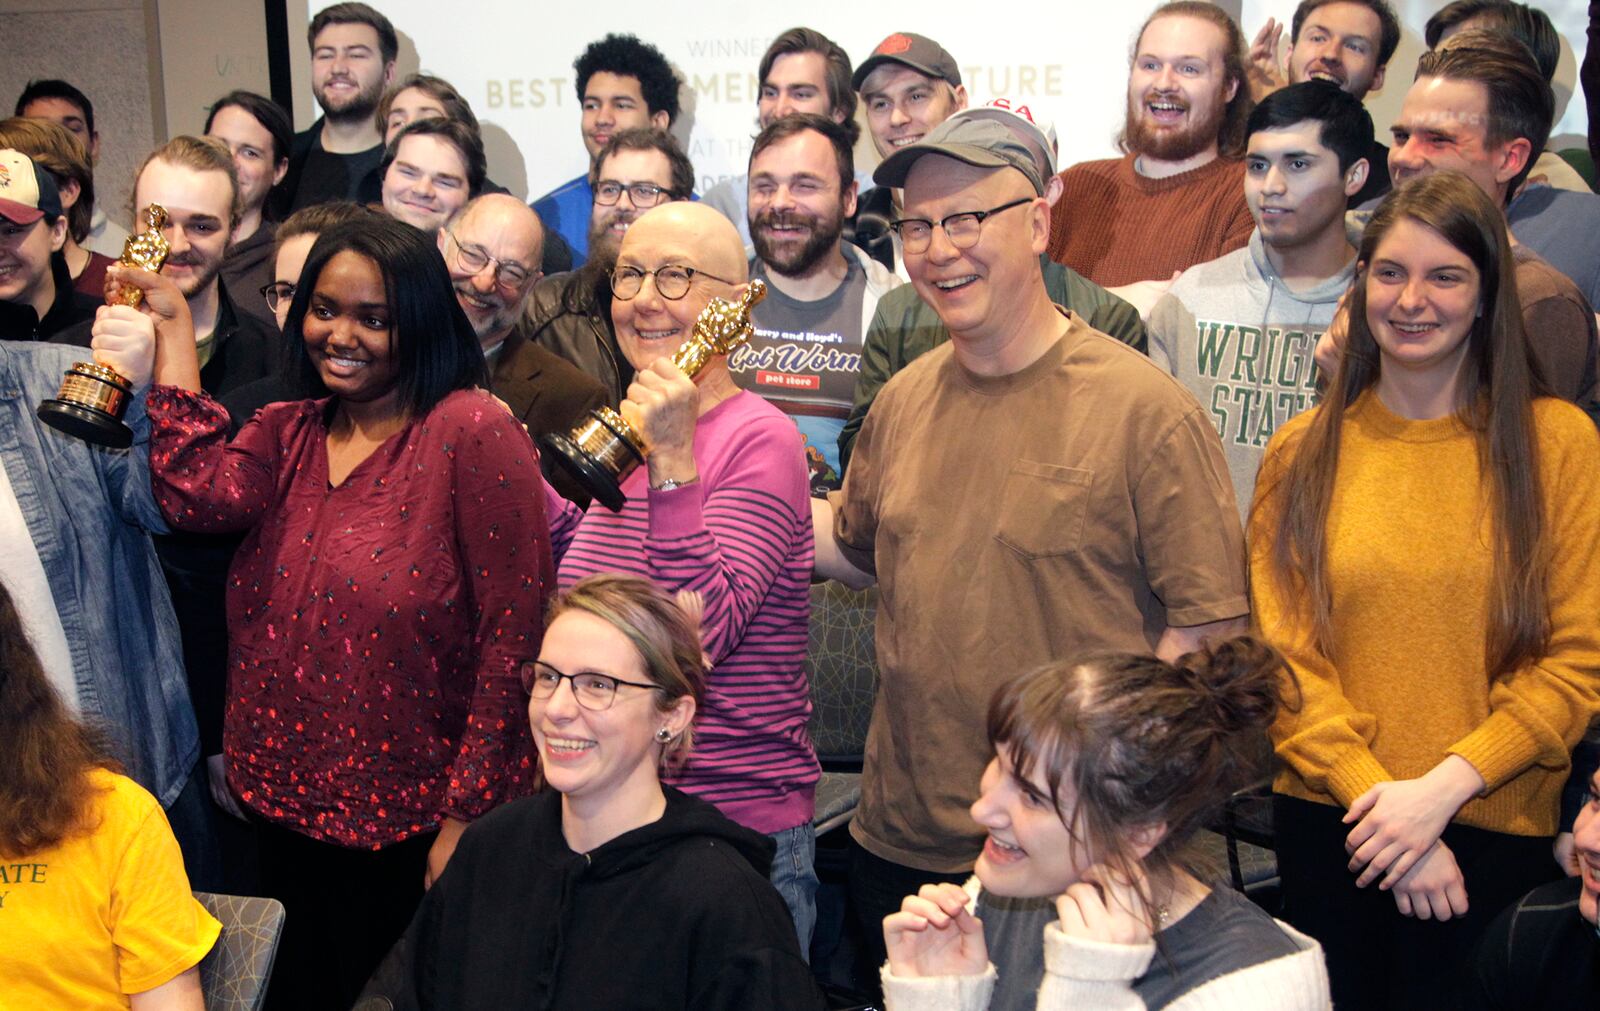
<box><xmin>812</xmin><ymin>116</ymin><xmax>1250</xmax><ymax>976</ymax></box>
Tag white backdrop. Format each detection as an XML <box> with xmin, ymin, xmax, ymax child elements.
<box><xmin>300</xmin><ymin>1</ymin><xmax>1593</xmax><ymax>201</ymax></box>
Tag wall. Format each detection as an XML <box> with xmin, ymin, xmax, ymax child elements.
<box><xmin>0</xmin><ymin>1</ymin><xmax>1592</xmax><ymax>233</ymax></box>
<box><xmin>325</xmin><ymin>0</ymin><xmax>1589</xmax><ymax>201</ymax></box>
<box><xmin>0</xmin><ymin>0</ymin><xmax>164</xmax><ymax>231</ymax></box>
<box><xmin>157</xmin><ymin>0</ymin><xmax>271</xmax><ymax>138</ymax></box>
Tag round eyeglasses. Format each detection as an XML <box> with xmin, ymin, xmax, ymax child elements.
<box><xmin>594</xmin><ymin>181</ymin><xmax>673</xmax><ymax>208</ymax></box>
<box><xmin>445</xmin><ymin>232</ymin><xmax>533</xmax><ymax>290</ymax></box>
<box><xmin>521</xmin><ymin>659</ymin><xmax>660</xmax><ymax>711</ymax></box>
<box><xmin>261</xmin><ymin>281</ymin><xmax>295</xmax><ymax>314</ymax></box>
<box><xmin>889</xmin><ymin>197</ymin><xmax>1034</xmax><ymax>255</ymax></box>
<box><xmin>608</xmin><ymin>264</ymin><xmax>736</xmax><ymax>301</ymax></box>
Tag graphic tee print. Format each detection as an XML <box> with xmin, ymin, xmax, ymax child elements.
<box><xmin>732</xmin><ymin>259</ymin><xmax>867</xmax><ymax>494</ymax></box>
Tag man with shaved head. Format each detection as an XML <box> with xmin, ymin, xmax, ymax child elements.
<box><xmin>539</xmin><ymin>199</ymin><xmax>823</xmax><ymax>953</ymax></box>
<box><xmin>440</xmin><ymin>193</ymin><xmax>606</xmax><ymax>501</ymax></box>
<box><xmin>811</xmin><ymin>115</ymin><xmax>1251</xmax><ymax>980</ymax></box>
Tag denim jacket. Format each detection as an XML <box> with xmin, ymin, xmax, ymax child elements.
<box><xmin>0</xmin><ymin>341</ymin><xmax>197</xmax><ymax>806</ymax></box>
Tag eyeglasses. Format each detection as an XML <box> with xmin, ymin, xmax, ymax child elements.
<box><xmin>594</xmin><ymin>180</ymin><xmax>674</xmax><ymax>208</ymax></box>
<box><xmin>889</xmin><ymin>198</ymin><xmax>1034</xmax><ymax>255</ymax></box>
<box><xmin>520</xmin><ymin>659</ymin><xmax>660</xmax><ymax>711</ymax></box>
<box><xmin>261</xmin><ymin>281</ymin><xmax>295</xmax><ymax>314</ymax></box>
<box><xmin>608</xmin><ymin>264</ymin><xmax>736</xmax><ymax>301</ymax></box>
<box><xmin>446</xmin><ymin>232</ymin><xmax>533</xmax><ymax>290</ymax></box>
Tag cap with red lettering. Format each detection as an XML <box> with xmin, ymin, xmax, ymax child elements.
<box><xmin>0</xmin><ymin>148</ymin><xmax>63</xmax><ymax>226</ymax></box>
<box><xmin>851</xmin><ymin>33</ymin><xmax>961</xmax><ymax>91</ymax></box>
<box><xmin>873</xmin><ymin>117</ymin><xmax>1045</xmax><ymax>196</ymax></box>
<box><xmin>948</xmin><ymin>98</ymin><xmax>1060</xmax><ymax>178</ymax></box>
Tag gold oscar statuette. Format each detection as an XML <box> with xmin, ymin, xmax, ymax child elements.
<box><xmin>542</xmin><ymin>279</ymin><xmax>767</xmax><ymax>512</ymax></box>
<box><xmin>37</xmin><ymin>204</ymin><xmax>171</xmax><ymax>448</ymax></box>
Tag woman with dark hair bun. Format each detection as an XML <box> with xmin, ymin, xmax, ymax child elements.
<box><xmin>881</xmin><ymin>637</ymin><xmax>1330</xmax><ymax>1010</ymax></box>
<box><xmin>136</xmin><ymin>214</ymin><xmax>554</xmax><ymax>1009</ymax></box>
<box><xmin>1252</xmin><ymin>171</ymin><xmax>1600</xmax><ymax>1008</ymax></box>
<box><xmin>0</xmin><ymin>579</ymin><xmax>220</xmax><ymax>1009</ymax></box>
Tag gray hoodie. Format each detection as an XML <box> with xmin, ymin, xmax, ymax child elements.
<box><xmin>1148</xmin><ymin>230</ymin><xmax>1355</xmax><ymax>516</ymax></box>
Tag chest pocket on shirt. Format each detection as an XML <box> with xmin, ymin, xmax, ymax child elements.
<box><xmin>994</xmin><ymin>461</ymin><xmax>1093</xmax><ymax>559</ymax></box>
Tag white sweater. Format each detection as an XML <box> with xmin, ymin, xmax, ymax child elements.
<box><xmin>882</xmin><ymin>896</ymin><xmax>1330</xmax><ymax>1011</ymax></box>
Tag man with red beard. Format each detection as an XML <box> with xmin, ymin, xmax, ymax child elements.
<box><xmin>282</xmin><ymin>3</ymin><xmax>396</xmax><ymax>212</ymax></box>
<box><xmin>526</xmin><ymin>128</ymin><xmax>693</xmax><ymax>406</ymax></box>
<box><xmin>1048</xmin><ymin>1</ymin><xmax>1256</xmax><ymax>308</ymax></box>
<box><xmin>739</xmin><ymin>114</ymin><xmax>900</xmax><ymax>493</ymax></box>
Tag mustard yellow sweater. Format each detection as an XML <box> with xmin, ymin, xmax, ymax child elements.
<box><xmin>1249</xmin><ymin>392</ymin><xmax>1600</xmax><ymax>836</ymax></box>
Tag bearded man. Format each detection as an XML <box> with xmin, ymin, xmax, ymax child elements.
<box><xmin>524</xmin><ymin>128</ymin><xmax>694</xmax><ymax>407</ymax></box>
<box><xmin>1047</xmin><ymin>1</ymin><xmax>1257</xmax><ymax>311</ymax></box>
<box><xmin>283</xmin><ymin>2</ymin><xmax>397</xmax><ymax>211</ymax></box>
<box><xmin>740</xmin><ymin>114</ymin><xmax>900</xmax><ymax>494</ymax></box>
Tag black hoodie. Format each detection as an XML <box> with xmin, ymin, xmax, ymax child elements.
<box><xmin>379</xmin><ymin>786</ymin><xmax>824</xmax><ymax>1011</ymax></box>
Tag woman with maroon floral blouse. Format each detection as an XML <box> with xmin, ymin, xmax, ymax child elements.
<box><xmin>140</xmin><ymin>216</ymin><xmax>553</xmax><ymax>1011</ymax></box>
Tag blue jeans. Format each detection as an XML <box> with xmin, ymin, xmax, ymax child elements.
<box><xmin>768</xmin><ymin>823</ymin><xmax>819</xmax><ymax>960</ymax></box>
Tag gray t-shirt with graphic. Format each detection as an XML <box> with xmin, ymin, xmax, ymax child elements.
<box><xmin>731</xmin><ymin>257</ymin><xmax>867</xmax><ymax>493</ymax></box>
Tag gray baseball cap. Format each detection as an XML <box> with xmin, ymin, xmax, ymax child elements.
<box><xmin>851</xmin><ymin>32</ymin><xmax>961</xmax><ymax>91</ymax></box>
<box><xmin>872</xmin><ymin>117</ymin><xmax>1045</xmax><ymax>196</ymax></box>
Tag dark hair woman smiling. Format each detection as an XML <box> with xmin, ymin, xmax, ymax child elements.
<box><xmin>142</xmin><ymin>214</ymin><xmax>554</xmax><ymax>1010</ymax></box>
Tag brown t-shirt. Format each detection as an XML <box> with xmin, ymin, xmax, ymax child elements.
<box><xmin>831</xmin><ymin>313</ymin><xmax>1249</xmax><ymax>871</ymax></box>
<box><xmin>1513</xmin><ymin>245</ymin><xmax>1599</xmax><ymax>415</ymax></box>
<box><xmin>1047</xmin><ymin>153</ymin><xmax>1255</xmax><ymax>288</ymax></box>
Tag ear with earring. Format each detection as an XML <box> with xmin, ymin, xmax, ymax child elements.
<box><xmin>655</xmin><ymin>727</ymin><xmax>673</xmax><ymax>743</ymax></box>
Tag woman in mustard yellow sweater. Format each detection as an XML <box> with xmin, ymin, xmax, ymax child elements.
<box><xmin>1249</xmin><ymin>171</ymin><xmax>1600</xmax><ymax>1010</ymax></box>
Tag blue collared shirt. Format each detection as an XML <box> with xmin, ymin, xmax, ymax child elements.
<box><xmin>0</xmin><ymin>341</ymin><xmax>197</xmax><ymax>806</ymax></box>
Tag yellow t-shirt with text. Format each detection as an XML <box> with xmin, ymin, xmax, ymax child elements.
<box><xmin>0</xmin><ymin>768</ymin><xmax>220</xmax><ymax>1009</ymax></box>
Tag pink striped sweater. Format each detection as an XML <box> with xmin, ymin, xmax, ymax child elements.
<box><xmin>545</xmin><ymin>391</ymin><xmax>819</xmax><ymax>833</ymax></box>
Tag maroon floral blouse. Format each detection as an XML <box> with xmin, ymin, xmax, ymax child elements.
<box><xmin>146</xmin><ymin>385</ymin><xmax>552</xmax><ymax>847</ymax></box>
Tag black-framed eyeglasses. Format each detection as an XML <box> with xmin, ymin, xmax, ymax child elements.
<box><xmin>608</xmin><ymin>264</ymin><xmax>736</xmax><ymax>301</ymax></box>
<box><xmin>594</xmin><ymin>180</ymin><xmax>674</xmax><ymax>208</ymax></box>
<box><xmin>261</xmin><ymin>281</ymin><xmax>295</xmax><ymax>314</ymax></box>
<box><xmin>520</xmin><ymin>659</ymin><xmax>660</xmax><ymax>711</ymax></box>
<box><xmin>889</xmin><ymin>197</ymin><xmax>1034</xmax><ymax>255</ymax></box>
<box><xmin>445</xmin><ymin>231</ymin><xmax>534</xmax><ymax>290</ymax></box>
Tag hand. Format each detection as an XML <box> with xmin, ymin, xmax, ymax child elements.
<box><xmin>1391</xmin><ymin>840</ymin><xmax>1469</xmax><ymax>920</ymax></box>
<box><xmin>884</xmin><ymin>882</ymin><xmax>989</xmax><ymax>978</ymax></box>
<box><xmin>619</xmin><ymin>358</ymin><xmax>700</xmax><ymax>485</ymax></box>
<box><xmin>1314</xmin><ymin>289</ymin><xmax>1351</xmax><ymax>380</ymax></box>
<box><xmin>105</xmin><ymin>263</ymin><xmax>193</xmax><ymax>347</ymax></box>
<box><xmin>89</xmin><ymin>305</ymin><xmax>157</xmax><ymax>391</ymax></box>
<box><xmin>1554</xmin><ymin>832</ymin><xmax>1580</xmax><ymax>876</ymax></box>
<box><xmin>1344</xmin><ymin>757</ymin><xmax>1484</xmax><ymax>889</ymax></box>
<box><xmin>425</xmin><ymin>816</ymin><xmax>469</xmax><ymax>889</ymax></box>
<box><xmin>1055</xmin><ymin>864</ymin><xmax>1156</xmax><ymax>947</ymax></box>
<box><xmin>204</xmin><ymin>754</ymin><xmax>249</xmax><ymax>822</ymax></box>
<box><xmin>1247</xmin><ymin>19</ymin><xmax>1287</xmax><ymax>102</ymax></box>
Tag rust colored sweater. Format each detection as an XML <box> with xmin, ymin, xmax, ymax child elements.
<box><xmin>1047</xmin><ymin>153</ymin><xmax>1254</xmax><ymax>288</ymax></box>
